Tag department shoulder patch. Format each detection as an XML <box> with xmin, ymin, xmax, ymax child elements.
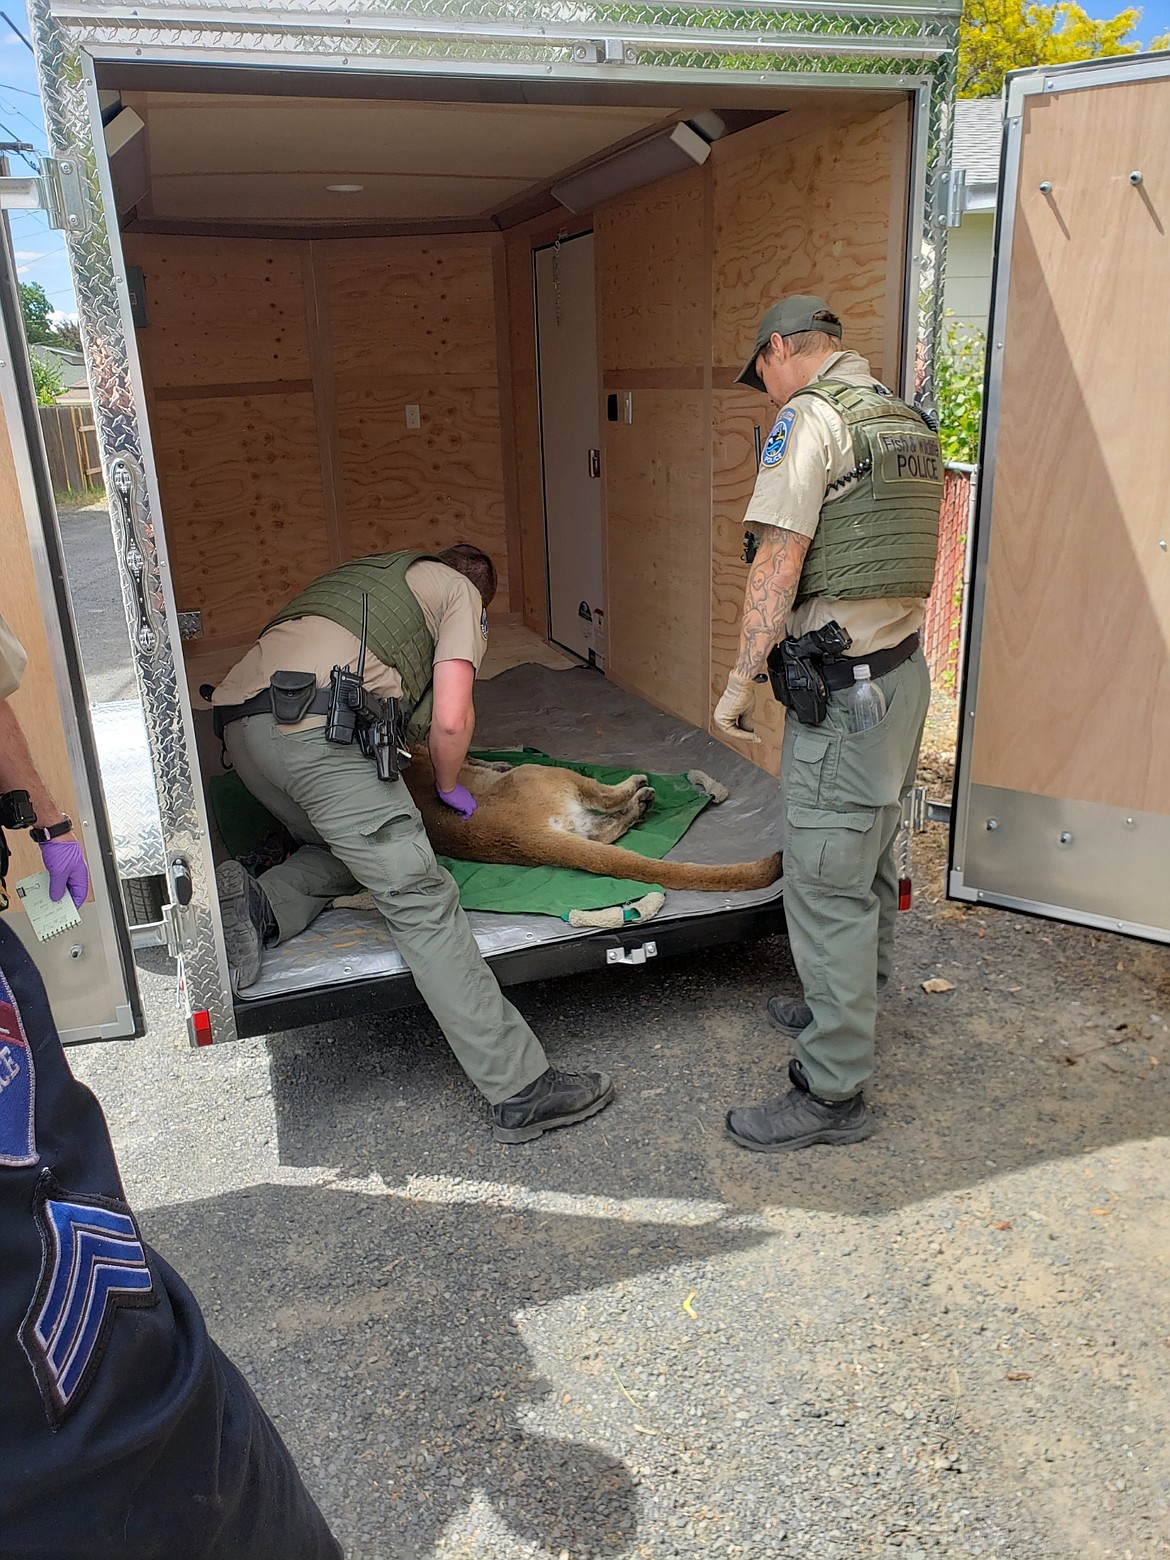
<box><xmin>480</xmin><ymin>607</ymin><xmax>489</xmax><ymax>642</ymax></box>
<box><xmin>20</xmin><ymin>1172</ymin><xmax>157</xmax><ymax>1428</ymax></box>
<box><xmin>0</xmin><ymin>964</ymin><xmax>36</xmax><ymax>1168</ymax></box>
<box><xmin>761</xmin><ymin>407</ymin><xmax>797</xmax><ymax>468</ymax></box>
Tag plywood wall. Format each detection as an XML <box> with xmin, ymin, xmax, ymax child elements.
<box><xmin>123</xmin><ymin>231</ymin><xmax>513</xmax><ymax>656</ymax></box>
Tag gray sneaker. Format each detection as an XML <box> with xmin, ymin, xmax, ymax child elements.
<box><xmin>216</xmin><ymin>860</ymin><xmax>277</xmax><ymax>990</ymax></box>
<box><xmin>766</xmin><ymin>997</ymin><xmax>812</xmax><ymax>1040</ymax></box>
<box><xmin>725</xmin><ymin>1060</ymin><xmax>875</xmax><ymax>1153</ymax></box>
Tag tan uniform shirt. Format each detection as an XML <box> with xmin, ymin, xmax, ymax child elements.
<box><xmin>0</xmin><ymin>611</ymin><xmax>27</xmax><ymax>700</ymax></box>
<box><xmin>741</xmin><ymin>350</ymin><xmax>926</xmax><ymax>657</ymax></box>
<box><xmin>212</xmin><ymin>560</ymin><xmax>488</xmax><ymax>728</ymax></box>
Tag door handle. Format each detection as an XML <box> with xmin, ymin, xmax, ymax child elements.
<box><xmin>588</xmin><ymin>448</ymin><xmax>601</xmax><ymax>479</ymax></box>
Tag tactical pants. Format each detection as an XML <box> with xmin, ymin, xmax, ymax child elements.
<box><xmin>779</xmin><ymin>651</ymin><xmax>931</xmax><ymax>1101</ymax></box>
<box><xmin>225</xmin><ymin>715</ymin><xmax>548</xmax><ymax>1105</ymax></box>
<box><xmin>0</xmin><ymin>920</ymin><xmax>342</xmax><ymax>1560</ymax></box>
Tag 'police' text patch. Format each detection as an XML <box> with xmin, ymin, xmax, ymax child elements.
<box><xmin>875</xmin><ymin>430</ymin><xmax>940</xmax><ymax>485</ymax></box>
<box><xmin>761</xmin><ymin>408</ymin><xmax>797</xmax><ymax>468</ymax></box>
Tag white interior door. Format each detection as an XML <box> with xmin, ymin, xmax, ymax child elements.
<box><xmin>535</xmin><ymin>233</ymin><xmax>605</xmax><ymax>664</ymax></box>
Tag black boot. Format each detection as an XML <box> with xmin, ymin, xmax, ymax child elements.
<box><xmin>492</xmin><ymin>1066</ymin><xmax>614</xmax><ymax>1143</ymax></box>
<box><xmin>725</xmin><ymin>1059</ymin><xmax>874</xmax><ymax>1153</ymax></box>
<box><xmin>216</xmin><ymin>860</ymin><xmax>277</xmax><ymax>990</ymax></box>
<box><xmin>766</xmin><ymin>996</ymin><xmax>812</xmax><ymax>1040</ymax></box>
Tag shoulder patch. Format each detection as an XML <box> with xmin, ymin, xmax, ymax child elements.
<box><xmin>480</xmin><ymin>607</ymin><xmax>489</xmax><ymax>642</ymax></box>
<box><xmin>0</xmin><ymin>964</ymin><xmax>36</xmax><ymax>1168</ymax></box>
<box><xmin>20</xmin><ymin>1172</ymin><xmax>157</xmax><ymax>1428</ymax></box>
<box><xmin>761</xmin><ymin>407</ymin><xmax>797</xmax><ymax>468</ymax></box>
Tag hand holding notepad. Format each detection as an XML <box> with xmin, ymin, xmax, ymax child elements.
<box><xmin>15</xmin><ymin>871</ymin><xmax>83</xmax><ymax>941</ymax></box>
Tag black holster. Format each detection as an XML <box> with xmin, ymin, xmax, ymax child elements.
<box><xmin>766</xmin><ymin>621</ymin><xmax>853</xmax><ymax>727</ymax></box>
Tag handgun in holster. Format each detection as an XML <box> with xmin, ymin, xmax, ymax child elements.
<box><xmin>324</xmin><ymin>592</ymin><xmax>409</xmax><ymax>782</ymax></box>
<box><xmin>766</xmin><ymin>621</ymin><xmax>853</xmax><ymax>727</ymax></box>
<box><xmin>0</xmin><ymin>789</ymin><xmax>36</xmax><ymax>912</ymax></box>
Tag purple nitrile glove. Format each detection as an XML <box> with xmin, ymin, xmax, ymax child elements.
<box><xmin>40</xmin><ymin>838</ymin><xmax>89</xmax><ymax>909</ymax></box>
<box><xmin>435</xmin><ymin>782</ymin><xmax>477</xmax><ymax>820</ymax></box>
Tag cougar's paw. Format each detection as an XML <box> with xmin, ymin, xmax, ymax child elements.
<box><xmin>633</xmin><ymin>785</ymin><xmax>656</xmax><ymax>821</ymax></box>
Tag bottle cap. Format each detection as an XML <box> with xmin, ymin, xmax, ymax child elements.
<box><xmin>853</xmin><ymin>663</ymin><xmax>871</xmax><ymax>680</ymax></box>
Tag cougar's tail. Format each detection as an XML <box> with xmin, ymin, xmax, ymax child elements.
<box><xmin>548</xmin><ymin>835</ymin><xmax>782</xmax><ymax>892</ymax></box>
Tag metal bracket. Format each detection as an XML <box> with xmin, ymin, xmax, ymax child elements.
<box><xmin>606</xmin><ymin>940</ymin><xmax>657</xmax><ymax>966</ymax></box>
<box><xmin>936</xmin><ymin>167</ymin><xmax>968</xmax><ymax>228</ymax></box>
<box><xmin>0</xmin><ymin>157</ymin><xmax>90</xmax><ymax>232</ymax></box>
<box><xmin>572</xmin><ymin>37</ymin><xmax>637</xmax><ymax>65</ymax></box>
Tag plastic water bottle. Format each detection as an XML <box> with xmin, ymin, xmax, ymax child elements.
<box><xmin>847</xmin><ymin>663</ymin><xmax>886</xmax><ymax>732</ymax></box>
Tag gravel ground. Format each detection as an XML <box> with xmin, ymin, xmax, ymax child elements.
<box><xmin>58</xmin><ymin>504</ymin><xmax>1170</xmax><ymax>1559</ymax></box>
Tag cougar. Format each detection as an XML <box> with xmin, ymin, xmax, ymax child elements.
<box><xmin>402</xmin><ymin>749</ymin><xmax>781</xmax><ymax>892</ymax></box>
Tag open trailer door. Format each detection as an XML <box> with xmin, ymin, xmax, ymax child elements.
<box><xmin>951</xmin><ymin>53</ymin><xmax>1170</xmax><ymax>943</ymax></box>
<box><xmin>0</xmin><ymin>213</ymin><xmax>142</xmax><ymax>1039</ymax></box>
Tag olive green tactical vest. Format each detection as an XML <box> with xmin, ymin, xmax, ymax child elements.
<box><xmin>265</xmin><ymin>550</ymin><xmax>441</xmax><ymax>739</ymax></box>
<box><xmin>791</xmin><ymin>380</ymin><xmax>942</xmax><ymax>606</ymax></box>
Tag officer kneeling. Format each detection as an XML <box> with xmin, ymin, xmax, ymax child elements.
<box><xmin>210</xmin><ymin>544</ymin><xmax>614</xmax><ymax>1144</ymax></box>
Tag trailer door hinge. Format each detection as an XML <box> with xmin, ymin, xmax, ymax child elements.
<box><xmin>0</xmin><ymin>156</ymin><xmax>90</xmax><ymax>232</ymax></box>
<box><xmin>937</xmin><ymin>168</ymin><xmax>968</xmax><ymax>229</ymax></box>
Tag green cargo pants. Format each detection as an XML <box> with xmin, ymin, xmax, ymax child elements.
<box><xmin>779</xmin><ymin>650</ymin><xmax>931</xmax><ymax>1101</ymax></box>
<box><xmin>223</xmin><ymin>716</ymin><xmax>548</xmax><ymax>1105</ymax></box>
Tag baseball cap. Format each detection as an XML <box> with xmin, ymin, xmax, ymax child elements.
<box><xmin>734</xmin><ymin>295</ymin><xmax>843</xmax><ymax>392</ymax></box>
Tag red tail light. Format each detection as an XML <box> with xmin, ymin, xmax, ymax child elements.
<box><xmin>898</xmin><ymin>877</ymin><xmax>912</xmax><ymax>912</ymax></box>
<box><xmin>191</xmin><ymin>1009</ymin><xmax>213</xmax><ymax>1047</ymax></box>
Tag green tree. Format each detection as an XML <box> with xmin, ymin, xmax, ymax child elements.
<box><xmin>18</xmin><ymin>280</ymin><xmax>56</xmax><ymax>345</ymax></box>
<box><xmin>935</xmin><ymin>320</ymin><xmax>986</xmax><ymax>465</ymax></box>
<box><xmin>50</xmin><ymin>317</ymin><xmax>82</xmax><ymax>352</ymax></box>
<box><xmin>30</xmin><ymin>352</ymin><xmax>63</xmax><ymax>407</ymax></box>
<box><xmin>958</xmin><ymin>0</ymin><xmax>1169</xmax><ymax>98</ymax></box>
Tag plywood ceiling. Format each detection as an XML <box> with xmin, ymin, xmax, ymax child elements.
<box><xmin>123</xmin><ymin>93</ymin><xmax>677</xmax><ymax>224</ymax></box>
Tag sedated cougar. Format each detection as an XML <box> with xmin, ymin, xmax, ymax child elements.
<box><xmin>402</xmin><ymin>749</ymin><xmax>781</xmax><ymax>891</ymax></box>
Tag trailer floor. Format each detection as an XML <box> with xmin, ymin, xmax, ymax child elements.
<box><xmin>239</xmin><ymin>663</ymin><xmax>784</xmax><ymax>1004</ymax></box>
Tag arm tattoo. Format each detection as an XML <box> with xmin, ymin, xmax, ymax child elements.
<box><xmin>733</xmin><ymin>527</ymin><xmax>812</xmax><ymax>680</ymax></box>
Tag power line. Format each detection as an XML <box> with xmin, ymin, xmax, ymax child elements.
<box><xmin>0</xmin><ymin>79</ymin><xmax>41</xmax><ymax>97</ymax></box>
<box><xmin>0</xmin><ymin>11</ymin><xmax>34</xmax><ymax>53</ymax></box>
<box><xmin>0</xmin><ymin>93</ymin><xmax>45</xmax><ymax>140</ymax></box>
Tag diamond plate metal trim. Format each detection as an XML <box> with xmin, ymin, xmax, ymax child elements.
<box><xmin>32</xmin><ymin>0</ymin><xmax>237</xmax><ymax>1044</ymax></box>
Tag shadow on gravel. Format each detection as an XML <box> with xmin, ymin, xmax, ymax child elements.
<box><xmin>142</xmin><ymin>1182</ymin><xmax>766</xmax><ymax>1557</ymax></box>
<box><xmin>264</xmin><ymin>919</ymin><xmax>1170</xmax><ymax>1222</ymax></box>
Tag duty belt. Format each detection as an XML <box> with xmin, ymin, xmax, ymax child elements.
<box><xmin>210</xmin><ymin>686</ymin><xmax>332</xmax><ymax>740</ymax></box>
<box><xmin>820</xmin><ymin>632</ymin><xmax>920</xmax><ymax>691</ymax></box>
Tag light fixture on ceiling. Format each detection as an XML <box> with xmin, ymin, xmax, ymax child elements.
<box><xmin>325</xmin><ymin>183</ymin><xmax>365</xmax><ymax>194</ymax></box>
<box><xmin>550</xmin><ymin>121</ymin><xmax>711</xmax><ymax>214</ymax></box>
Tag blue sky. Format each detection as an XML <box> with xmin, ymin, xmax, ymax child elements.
<box><xmin>2</xmin><ymin>0</ymin><xmax>1170</xmax><ymax>321</ymax></box>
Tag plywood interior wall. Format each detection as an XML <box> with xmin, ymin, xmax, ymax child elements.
<box><xmin>123</xmin><ymin>231</ymin><xmax>510</xmax><ymax>656</ymax></box>
<box><xmin>509</xmin><ymin>100</ymin><xmax>908</xmax><ymax>743</ymax></box>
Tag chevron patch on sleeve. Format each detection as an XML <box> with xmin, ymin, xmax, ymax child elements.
<box><xmin>20</xmin><ymin>1174</ymin><xmax>158</xmax><ymax>1428</ymax></box>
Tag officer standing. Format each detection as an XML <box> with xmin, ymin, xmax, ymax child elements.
<box><xmin>211</xmin><ymin>544</ymin><xmax>613</xmax><ymax>1144</ymax></box>
<box><xmin>713</xmin><ymin>297</ymin><xmax>941</xmax><ymax>1152</ymax></box>
<box><xmin>0</xmin><ymin>610</ymin><xmax>342</xmax><ymax>1559</ymax></box>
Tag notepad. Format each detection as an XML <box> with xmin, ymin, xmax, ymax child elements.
<box><xmin>14</xmin><ymin>871</ymin><xmax>83</xmax><ymax>941</ymax></box>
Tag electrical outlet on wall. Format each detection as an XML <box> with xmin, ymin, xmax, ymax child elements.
<box><xmin>405</xmin><ymin>404</ymin><xmax>421</xmax><ymax>429</ymax></box>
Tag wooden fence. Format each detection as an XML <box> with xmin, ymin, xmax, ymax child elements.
<box><xmin>39</xmin><ymin>403</ymin><xmax>103</xmax><ymax>498</ymax></box>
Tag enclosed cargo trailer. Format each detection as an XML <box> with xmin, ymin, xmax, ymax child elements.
<box><xmin>3</xmin><ymin>0</ymin><xmax>961</xmax><ymax>1042</ymax></box>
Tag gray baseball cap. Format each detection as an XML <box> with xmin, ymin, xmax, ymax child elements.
<box><xmin>734</xmin><ymin>295</ymin><xmax>843</xmax><ymax>392</ymax></box>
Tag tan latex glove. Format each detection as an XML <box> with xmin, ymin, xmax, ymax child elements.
<box><xmin>713</xmin><ymin>671</ymin><xmax>762</xmax><ymax>745</ymax></box>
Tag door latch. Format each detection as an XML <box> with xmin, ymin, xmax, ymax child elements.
<box><xmin>606</xmin><ymin>941</ymin><xmax>657</xmax><ymax>966</ymax></box>
<box><xmin>0</xmin><ymin>156</ymin><xmax>90</xmax><ymax>232</ymax></box>
<box><xmin>588</xmin><ymin>448</ymin><xmax>601</xmax><ymax>479</ymax></box>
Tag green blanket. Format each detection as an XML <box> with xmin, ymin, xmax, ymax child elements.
<box><xmin>210</xmin><ymin>750</ymin><xmax>712</xmax><ymax>919</ymax></box>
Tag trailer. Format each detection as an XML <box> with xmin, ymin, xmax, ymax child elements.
<box><xmin>1</xmin><ymin>0</ymin><xmax>973</xmax><ymax>1045</ymax></box>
